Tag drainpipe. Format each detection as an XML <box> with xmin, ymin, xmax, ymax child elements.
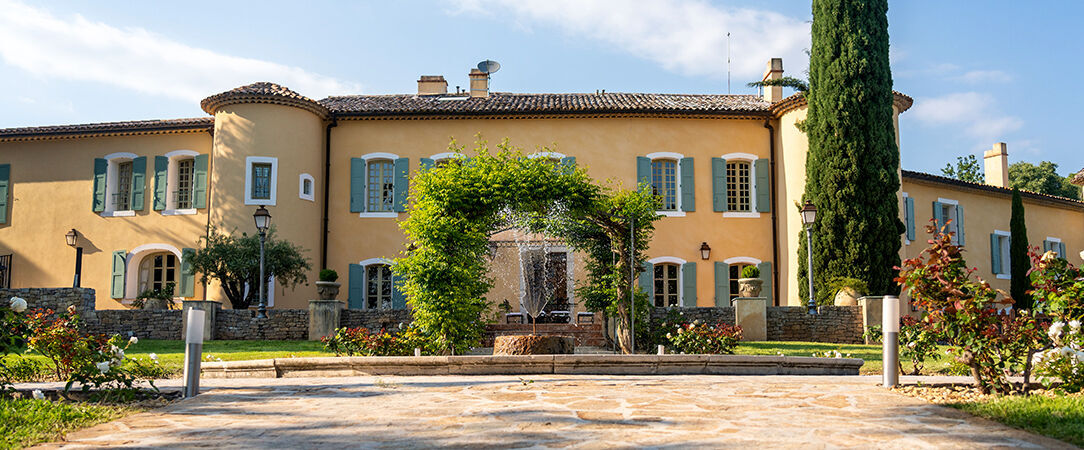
<box><xmin>320</xmin><ymin>119</ymin><xmax>337</xmax><ymax>270</ymax></box>
<box><xmin>764</xmin><ymin>120</ymin><xmax>779</xmax><ymax>307</ymax></box>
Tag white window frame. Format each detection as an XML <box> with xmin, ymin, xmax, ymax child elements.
<box><xmin>429</xmin><ymin>152</ymin><xmax>466</xmax><ymax>163</ymax></box>
<box><xmin>993</xmin><ymin>229</ymin><xmax>1011</xmax><ymax>280</ymax></box>
<box><xmin>242</xmin><ymin>276</ymin><xmax>276</xmax><ymax>308</ymax></box>
<box><xmin>1046</xmin><ymin>236</ymin><xmax>1064</xmax><ymax>258</ymax></box>
<box><xmin>359</xmin><ymin>257</ymin><xmax>396</xmax><ymax>310</ymax></box>
<box><xmin>902</xmin><ymin>192</ymin><xmax>911</xmax><ymax>245</ymax></box>
<box><xmin>299</xmin><ymin>173</ymin><xmax>315</xmax><ymax>202</ymax></box>
<box><xmin>100</xmin><ymin>152</ymin><xmax>138</xmax><ymax>217</ymax></box>
<box><xmin>359</xmin><ymin>153</ymin><xmax>399</xmax><ymax>218</ymax></box>
<box><xmin>123</xmin><ymin>243</ymin><xmax>183</xmax><ymax>300</ymax></box>
<box><xmin>720</xmin><ymin>152</ymin><xmax>760</xmax><ymax>218</ymax></box>
<box><xmin>723</xmin><ymin>256</ymin><xmax>762</xmax><ymax>265</ymax></box>
<box><xmin>514</xmin><ymin>244</ymin><xmax>576</xmax><ymax>316</ymax></box>
<box><xmin>244</xmin><ymin>156</ymin><xmax>278</xmax><ymax>206</ymax></box>
<box><xmin>938</xmin><ymin>197</ymin><xmax>960</xmax><ymax>245</ymax></box>
<box><xmin>648</xmin><ymin>256</ymin><xmax>686</xmax><ymax>307</ymax></box>
<box><xmin>162</xmin><ymin>149</ymin><xmax>200</xmax><ymax>216</ymax></box>
<box><xmin>646</xmin><ymin>152</ymin><xmax>685</xmax><ymax>217</ymax></box>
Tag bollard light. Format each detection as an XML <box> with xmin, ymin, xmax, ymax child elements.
<box><xmin>184</xmin><ymin>308</ymin><xmax>206</xmax><ymax>398</ymax></box>
<box><xmin>882</xmin><ymin>295</ymin><xmax>900</xmax><ymax>388</ymax></box>
<box><xmin>658</xmin><ymin>345</ymin><xmax>665</xmax><ymax>355</ymax></box>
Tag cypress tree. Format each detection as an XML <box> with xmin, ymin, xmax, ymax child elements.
<box><xmin>799</xmin><ymin>0</ymin><xmax>903</xmax><ymax>303</ymax></box>
<box><xmin>1009</xmin><ymin>188</ymin><xmax>1031</xmax><ymax>309</ymax></box>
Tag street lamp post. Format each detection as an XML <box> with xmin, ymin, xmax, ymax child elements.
<box><xmin>253</xmin><ymin>206</ymin><xmax>272</xmax><ymax>319</ymax></box>
<box><xmin>65</xmin><ymin>229</ymin><xmax>82</xmax><ymax>288</ymax></box>
<box><xmin>800</xmin><ymin>201</ymin><xmax>818</xmax><ymax>315</ymax></box>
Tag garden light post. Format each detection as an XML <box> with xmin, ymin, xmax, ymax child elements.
<box><xmin>801</xmin><ymin>201</ymin><xmax>818</xmax><ymax>315</ymax></box>
<box><xmin>882</xmin><ymin>295</ymin><xmax>900</xmax><ymax>388</ymax></box>
<box><xmin>65</xmin><ymin>229</ymin><xmax>82</xmax><ymax>288</ymax></box>
<box><xmin>253</xmin><ymin>206</ymin><xmax>272</xmax><ymax>319</ymax></box>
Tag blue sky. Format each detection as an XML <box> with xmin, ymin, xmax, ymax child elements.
<box><xmin>0</xmin><ymin>0</ymin><xmax>1080</xmax><ymax>176</ymax></box>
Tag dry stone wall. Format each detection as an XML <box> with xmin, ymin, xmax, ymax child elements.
<box><xmin>650</xmin><ymin>305</ymin><xmax>863</xmax><ymax>344</ymax></box>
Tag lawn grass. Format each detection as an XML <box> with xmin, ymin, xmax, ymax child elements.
<box><xmin>0</xmin><ymin>399</ymin><xmax>140</xmax><ymax>449</ymax></box>
<box><xmin>949</xmin><ymin>395</ymin><xmax>1084</xmax><ymax>447</ymax></box>
<box><xmin>735</xmin><ymin>341</ymin><xmax>958</xmax><ymax>375</ymax></box>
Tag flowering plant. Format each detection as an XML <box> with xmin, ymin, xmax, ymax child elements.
<box><xmin>24</xmin><ymin>306</ymin><xmax>107</xmax><ymax>380</ymax></box>
<box><xmin>898</xmin><ymin>316</ymin><xmax>940</xmax><ymax>375</ymax></box>
<box><xmin>65</xmin><ymin>334</ymin><xmax>158</xmax><ymax>402</ymax></box>
<box><xmin>323</xmin><ymin>325</ymin><xmax>432</xmax><ymax>356</ymax></box>
<box><xmin>666</xmin><ymin>320</ymin><xmax>742</xmax><ymax>354</ymax></box>
<box><xmin>1</xmin><ymin>297</ymin><xmax>32</xmax><ymax>396</ymax></box>
<box><xmin>1028</xmin><ymin>250</ymin><xmax>1084</xmax><ymax>322</ymax></box>
<box><xmin>1032</xmin><ymin>320</ymin><xmax>1084</xmax><ymax>392</ymax></box>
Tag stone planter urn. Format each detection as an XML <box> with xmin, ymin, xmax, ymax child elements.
<box><xmin>315</xmin><ymin>281</ymin><xmax>342</xmax><ymax>300</ymax></box>
<box><xmin>493</xmin><ymin>335</ymin><xmax>575</xmax><ymax>355</ymax></box>
<box><xmin>142</xmin><ymin>298</ymin><xmax>171</xmax><ymax>310</ymax></box>
<box><xmin>737</xmin><ymin>278</ymin><xmax>763</xmax><ymax>298</ymax></box>
<box><xmin>834</xmin><ymin>288</ymin><xmax>859</xmax><ymax>306</ymax></box>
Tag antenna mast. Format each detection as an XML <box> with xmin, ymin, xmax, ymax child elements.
<box><xmin>727</xmin><ymin>32</ymin><xmax>731</xmax><ymax>94</ymax></box>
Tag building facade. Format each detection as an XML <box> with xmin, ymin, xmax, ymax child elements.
<box><xmin>0</xmin><ymin>59</ymin><xmax>1080</xmax><ymax>314</ymax></box>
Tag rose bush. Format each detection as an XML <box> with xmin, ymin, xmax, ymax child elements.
<box><xmin>666</xmin><ymin>321</ymin><xmax>742</xmax><ymax>354</ymax></box>
<box><xmin>323</xmin><ymin>325</ymin><xmax>433</xmax><ymax>356</ymax></box>
<box><xmin>1031</xmin><ymin>320</ymin><xmax>1084</xmax><ymax>392</ymax></box>
<box><xmin>898</xmin><ymin>315</ymin><xmax>940</xmax><ymax>375</ymax></box>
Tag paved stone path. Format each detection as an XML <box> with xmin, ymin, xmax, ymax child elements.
<box><xmin>37</xmin><ymin>375</ymin><xmax>1069</xmax><ymax>449</ymax></box>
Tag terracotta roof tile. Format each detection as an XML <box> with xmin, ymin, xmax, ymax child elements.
<box><xmin>0</xmin><ymin>118</ymin><xmax>213</xmax><ymax>142</ymax></box>
<box><xmin>201</xmin><ymin>82</ymin><xmax>329</xmax><ymax>117</ymax></box>
<box><xmin>902</xmin><ymin>169</ymin><xmax>1084</xmax><ymax>209</ymax></box>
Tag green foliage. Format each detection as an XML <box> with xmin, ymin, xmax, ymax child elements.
<box><xmin>800</xmin><ymin>0</ymin><xmax>903</xmax><ymax>304</ymax></box>
<box><xmin>0</xmin><ymin>357</ymin><xmax>48</xmax><ymax>383</ymax></box>
<box><xmin>898</xmin><ymin>316</ymin><xmax>940</xmax><ymax>375</ymax></box>
<box><xmin>740</xmin><ymin>265</ymin><xmax>760</xmax><ymax>279</ymax></box>
<box><xmin>1010</xmin><ymin>189</ymin><xmax>1032</xmax><ymax>309</ymax></box>
<box><xmin>667</xmin><ymin>321</ymin><xmax>743</xmax><ymax>354</ymax></box>
<box><xmin>322</xmin><ymin>326</ymin><xmax>432</xmax><ymax>357</ymax></box>
<box><xmin>397</xmin><ymin>137</ymin><xmax>659</xmax><ymax>354</ymax></box>
<box><xmin>188</xmin><ymin>226</ymin><xmax>312</xmax><ymax>309</ymax></box>
<box><xmin>1009</xmin><ymin>161</ymin><xmax>1081</xmax><ymax>200</ymax></box>
<box><xmin>863</xmin><ymin>325</ymin><xmax>883</xmax><ymax>344</ymax></box>
<box><xmin>746</xmin><ymin>76</ymin><xmax>809</xmax><ymax>95</ymax></box>
<box><xmin>1</xmin><ymin>398</ymin><xmax>136</xmax><ymax>449</ymax></box>
<box><xmin>826</xmin><ymin>277</ymin><xmax>869</xmax><ymax>302</ymax></box>
<box><xmin>1</xmin><ymin>299</ymin><xmax>30</xmax><ymax>395</ymax></box>
<box><xmin>1029</xmin><ymin>250</ymin><xmax>1084</xmax><ymax>322</ymax></box>
<box><xmin>941</xmin><ymin>155</ymin><xmax>984</xmax><ymax>183</ymax></box>
<box><xmin>1032</xmin><ymin>321</ymin><xmax>1084</xmax><ymax>393</ymax></box>
<box><xmin>318</xmin><ymin>269</ymin><xmax>338</xmax><ymax>282</ymax></box>
<box><xmin>133</xmin><ymin>282</ymin><xmax>176</xmax><ymax>310</ymax></box>
<box><xmin>948</xmin><ymin>395</ymin><xmax>1084</xmax><ymax>448</ymax></box>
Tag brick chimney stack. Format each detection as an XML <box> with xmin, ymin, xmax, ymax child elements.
<box><xmin>761</xmin><ymin>58</ymin><xmax>784</xmax><ymax>103</ymax></box>
<box><xmin>983</xmin><ymin>142</ymin><xmax>1009</xmax><ymax>188</ymax></box>
<box><xmin>469</xmin><ymin>69</ymin><xmax>489</xmax><ymax>98</ymax></box>
<box><xmin>417</xmin><ymin>75</ymin><xmax>447</xmax><ymax>96</ymax></box>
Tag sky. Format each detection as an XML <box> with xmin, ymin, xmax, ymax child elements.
<box><xmin>0</xmin><ymin>0</ymin><xmax>1080</xmax><ymax>176</ymax></box>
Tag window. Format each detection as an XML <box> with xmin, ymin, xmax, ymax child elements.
<box><xmin>299</xmin><ymin>173</ymin><xmax>315</xmax><ymax>201</ymax></box>
<box><xmin>252</xmin><ymin>163</ymin><xmax>272</xmax><ymax>200</ymax></box>
<box><xmin>366</xmin><ymin>264</ymin><xmax>393</xmax><ymax>309</ymax></box>
<box><xmin>138</xmin><ymin>252</ymin><xmax>176</xmax><ymax>294</ymax></box>
<box><xmin>114</xmin><ymin>161</ymin><xmax>133</xmax><ymax>211</ymax></box>
<box><xmin>1044</xmin><ymin>237</ymin><xmax>1066</xmax><ymax>259</ymax></box>
<box><xmin>991</xmin><ymin>231</ymin><xmax>1010</xmax><ymax>279</ymax></box>
<box><xmin>175</xmin><ymin>158</ymin><xmax>194</xmax><ymax>209</ymax></box>
<box><xmin>303</xmin><ymin>179</ymin><xmax>312</xmax><ymax>196</ymax></box>
<box><xmin>244</xmin><ymin>156</ymin><xmax>278</xmax><ymax>205</ymax></box>
<box><xmin>653</xmin><ymin>263</ymin><xmax>679</xmax><ymax>307</ymax></box>
<box><xmin>367</xmin><ymin>160</ymin><xmax>394</xmax><ymax>212</ymax></box>
<box><xmin>651</xmin><ymin>159</ymin><xmax>677</xmax><ymax>211</ymax></box>
<box><xmin>726</xmin><ymin>161</ymin><xmax>751</xmax><ymax>212</ymax></box>
<box><xmin>729</xmin><ymin>263</ymin><xmax>753</xmax><ymax>302</ymax></box>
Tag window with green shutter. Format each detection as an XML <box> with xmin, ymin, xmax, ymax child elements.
<box><xmin>0</xmin><ymin>164</ymin><xmax>9</xmax><ymax>224</ymax></box>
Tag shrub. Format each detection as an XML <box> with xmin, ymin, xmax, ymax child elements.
<box><xmin>323</xmin><ymin>326</ymin><xmax>432</xmax><ymax>357</ymax></box>
<box><xmin>1</xmin><ymin>357</ymin><xmax>49</xmax><ymax>383</ymax></box>
<box><xmin>1032</xmin><ymin>320</ymin><xmax>1084</xmax><ymax>393</ymax></box>
<box><xmin>898</xmin><ymin>316</ymin><xmax>940</xmax><ymax>375</ymax></box>
<box><xmin>666</xmin><ymin>321</ymin><xmax>742</xmax><ymax>354</ymax></box>
<box><xmin>24</xmin><ymin>307</ymin><xmax>107</xmax><ymax>381</ymax></box>
<box><xmin>1</xmin><ymin>297</ymin><xmax>31</xmax><ymax>396</ymax></box>
<box><xmin>1028</xmin><ymin>250</ymin><xmax>1084</xmax><ymax>321</ymax></box>
<box><xmin>740</xmin><ymin>265</ymin><xmax>760</xmax><ymax>279</ymax></box>
<box><xmin>318</xmin><ymin>269</ymin><xmax>338</xmax><ymax>282</ymax></box>
<box><xmin>133</xmin><ymin>282</ymin><xmax>176</xmax><ymax>310</ymax></box>
<box><xmin>862</xmin><ymin>325</ymin><xmax>883</xmax><ymax>344</ymax></box>
<box><xmin>826</xmin><ymin>277</ymin><xmax>869</xmax><ymax>299</ymax></box>
<box><xmin>65</xmin><ymin>335</ymin><xmax>160</xmax><ymax>402</ymax></box>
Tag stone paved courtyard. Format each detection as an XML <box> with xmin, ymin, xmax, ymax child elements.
<box><xmin>36</xmin><ymin>375</ymin><xmax>1070</xmax><ymax>449</ymax></box>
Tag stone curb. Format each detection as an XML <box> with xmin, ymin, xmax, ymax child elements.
<box><xmin>201</xmin><ymin>355</ymin><xmax>864</xmax><ymax>378</ymax></box>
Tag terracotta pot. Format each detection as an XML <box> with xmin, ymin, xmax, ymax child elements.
<box><xmin>142</xmin><ymin>298</ymin><xmax>171</xmax><ymax>310</ymax></box>
<box><xmin>833</xmin><ymin>288</ymin><xmax>859</xmax><ymax>306</ymax></box>
<box><xmin>315</xmin><ymin>281</ymin><xmax>342</xmax><ymax>300</ymax></box>
<box><xmin>737</xmin><ymin>278</ymin><xmax>763</xmax><ymax>298</ymax></box>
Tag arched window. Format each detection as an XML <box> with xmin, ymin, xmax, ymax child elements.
<box><xmin>653</xmin><ymin>262</ymin><xmax>680</xmax><ymax>307</ymax></box>
<box><xmin>138</xmin><ymin>252</ymin><xmax>177</xmax><ymax>294</ymax></box>
<box><xmin>366</xmin><ymin>264</ymin><xmax>393</xmax><ymax>309</ymax></box>
<box><xmin>299</xmin><ymin>173</ymin><xmax>315</xmax><ymax>201</ymax></box>
<box><xmin>367</xmin><ymin>160</ymin><xmax>395</xmax><ymax>212</ymax></box>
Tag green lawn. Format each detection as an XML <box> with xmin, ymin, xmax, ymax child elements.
<box><xmin>735</xmin><ymin>341</ymin><xmax>957</xmax><ymax>375</ymax></box>
<box><xmin>949</xmin><ymin>395</ymin><xmax>1084</xmax><ymax>447</ymax></box>
<box><xmin>0</xmin><ymin>399</ymin><xmax>139</xmax><ymax>449</ymax></box>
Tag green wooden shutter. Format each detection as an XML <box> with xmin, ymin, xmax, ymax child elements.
<box><xmin>348</xmin><ymin>264</ymin><xmax>364</xmax><ymax>309</ymax></box>
<box><xmin>420</xmin><ymin>158</ymin><xmax>434</xmax><ymax>170</ymax></box>
<box><xmin>193</xmin><ymin>154</ymin><xmax>208</xmax><ymax>209</ymax></box>
<box><xmin>153</xmin><ymin>156</ymin><xmax>168</xmax><ymax>211</ymax></box>
<box><xmin>393</xmin><ymin>157</ymin><xmax>409</xmax><ymax>212</ymax></box>
<box><xmin>758</xmin><ymin>261</ymin><xmax>773</xmax><ymax>303</ymax></box>
<box><xmin>905</xmin><ymin>197</ymin><xmax>915</xmax><ymax>241</ymax></box>
<box><xmin>391</xmin><ymin>273</ymin><xmax>406</xmax><ymax>309</ymax></box>
<box><xmin>714</xmin><ymin>262</ymin><xmax>729</xmax><ymax>307</ymax></box>
<box><xmin>1059</xmin><ymin>242</ymin><xmax>1067</xmax><ymax>259</ymax></box>
<box><xmin>111</xmin><ymin>250</ymin><xmax>127</xmax><ymax>299</ymax></box>
<box><xmin>636</xmin><ymin>156</ymin><xmax>651</xmax><ymax>193</ymax></box>
<box><xmin>350</xmin><ymin>158</ymin><xmax>366</xmax><ymax>213</ymax></box>
<box><xmin>955</xmin><ymin>205</ymin><xmax>966</xmax><ymax>246</ymax></box>
<box><xmin>990</xmin><ymin>234</ymin><xmax>1001</xmax><ymax>275</ymax></box>
<box><xmin>0</xmin><ymin>164</ymin><xmax>9</xmax><ymax>224</ymax></box>
<box><xmin>712</xmin><ymin>157</ymin><xmax>727</xmax><ymax>212</ymax></box>
<box><xmin>680</xmin><ymin>157</ymin><xmax>695</xmax><ymax>212</ymax></box>
<box><xmin>681</xmin><ymin>262</ymin><xmax>697</xmax><ymax>307</ymax></box>
<box><xmin>561</xmin><ymin>156</ymin><xmax>576</xmax><ymax>168</ymax></box>
<box><xmin>179</xmin><ymin>248</ymin><xmax>196</xmax><ymax>298</ymax></box>
<box><xmin>1043</xmin><ymin>240</ymin><xmax>1052</xmax><ymax>253</ymax></box>
<box><xmin>638</xmin><ymin>261</ymin><xmax>653</xmax><ymax>297</ymax></box>
<box><xmin>932</xmin><ymin>201</ymin><xmax>944</xmax><ymax>233</ymax></box>
<box><xmin>129</xmin><ymin>156</ymin><xmax>146</xmax><ymax>211</ymax></box>
<box><xmin>754</xmin><ymin>158</ymin><xmax>770</xmax><ymax>213</ymax></box>
<box><xmin>93</xmin><ymin>158</ymin><xmax>108</xmax><ymax>212</ymax></box>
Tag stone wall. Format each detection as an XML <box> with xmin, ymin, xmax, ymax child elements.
<box><xmin>0</xmin><ymin>288</ymin><xmax>97</xmax><ymax>320</ymax></box>
<box><xmin>340</xmin><ymin>309</ymin><xmax>413</xmax><ymax>331</ymax></box>
<box><xmin>216</xmin><ymin>309</ymin><xmax>310</xmax><ymax>340</ymax></box>
<box><xmin>85</xmin><ymin>310</ymin><xmax>182</xmax><ymax>340</ymax></box>
<box><xmin>650</xmin><ymin>307</ymin><xmax>735</xmax><ymax>326</ymax></box>
<box><xmin>649</xmin><ymin>305</ymin><xmax>863</xmax><ymax>344</ymax></box>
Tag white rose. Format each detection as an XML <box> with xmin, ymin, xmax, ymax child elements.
<box><xmin>149</xmin><ymin>353</ymin><xmax>158</xmax><ymax>361</ymax></box>
<box><xmin>1049</xmin><ymin>322</ymin><xmax>1066</xmax><ymax>340</ymax></box>
<box><xmin>1076</xmin><ymin>351</ymin><xmax>1084</xmax><ymax>364</ymax></box>
<box><xmin>1059</xmin><ymin>346</ymin><xmax>1074</xmax><ymax>357</ymax></box>
<box><xmin>9</xmin><ymin>297</ymin><xmax>27</xmax><ymax>313</ymax></box>
<box><xmin>32</xmin><ymin>390</ymin><xmax>44</xmax><ymax>400</ymax></box>
<box><xmin>129</xmin><ymin>336</ymin><xmax>138</xmax><ymax>345</ymax></box>
<box><xmin>96</xmin><ymin>361</ymin><xmax>111</xmax><ymax>374</ymax></box>
<box><xmin>1070</xmin><ymin>320</ymin><xmax>1081</xmax><ymax>331</ymax></box>
<box><xmin>907</xmin><ymin>341</ymin><xmax>917</xmax><ymax>349</ymax></box>
<box><xmin>1041</xmin><ymin>251</ymin><xmax>1058</xmax><ymax>262</ymax></box>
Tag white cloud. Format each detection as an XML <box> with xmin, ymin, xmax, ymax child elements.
<box><xmin>911</xmin><ymin>92</ymin><xmax>1022</xmax><ymax>142</ymax></box>
<box><xmin>955</xmin><ymin>70</ymin><xmax>1012</xmax><ymax>84</ymax></box>
<box><xmin>449</xmin><ymin>0</ymin><xmax>810</xmax><ymax>83</ymax></box>
<box><xmin>0</xmin><ymin>0</ymin><xmax>361</xmax><ymax>102</ymax></box>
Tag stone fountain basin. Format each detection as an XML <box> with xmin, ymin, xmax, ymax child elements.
<box><xmin>493</xmin><ymin>335</ymin><xmax>575</xmax><ymax>355</ymax></box>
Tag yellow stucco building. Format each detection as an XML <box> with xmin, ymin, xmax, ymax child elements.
<box><xmin>0</xmin><ymin>59</ymin><xmax>1080</xmax><ymax>314</ymax></box>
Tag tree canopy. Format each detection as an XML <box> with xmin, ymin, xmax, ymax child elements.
<box><xmin>1009</xmin><ymin>161</ymin><xmax>1080</xmax><ymax>200</ymax></box>
<box><xmin>188</xmin><ymin>227</ymin><xmax>311</xmax><ymax>309</ymax></box>
<box><xmin>941</xmin><ymin>155</ymin><xmax>984</xmax><ymax>184</ymax></box>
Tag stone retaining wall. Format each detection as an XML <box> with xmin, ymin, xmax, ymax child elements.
<box><xmin>215</xmin><ymin>309</ymin><xmax>310</xmax><ymax>340</ymax></box>
<box><xmin>340</xmin><ymin>309</ymin><xmax>413</xmax><ymax>331</ymax></box>
<box><xmin>650</xmin><ymin>305</ymin><xmax>864</xmax><ymax>344</ymax></box>
<box><xmin>85</xmin><ymin>310</ymin><xmax>182</xmax><ymax>340</ymax></box>
<box><xmin>1</xmin><ymin>288</ymin><xmax>97</xmax><ymax>320</ymax></box>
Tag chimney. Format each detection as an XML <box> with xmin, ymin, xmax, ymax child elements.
<box><xmin>469</xmin><ymin>68</ymin><xmax>489</xmax><ymax>98</ymax></box>
<box><xmin>417</xmin><ymin>75</ymin><xmax>447</xmax><ymax>96</ymax></box>
<box><xmin>761</xmin><ymin>58</ymin><xmax>784</xmax><ymax>103</ymax></box>
<box><xmin>983</xmin><ymin>142</ymin><xmax>1009</xmax><ymax>188</ymax></box>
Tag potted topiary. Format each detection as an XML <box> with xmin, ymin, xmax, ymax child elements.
<box><xmin>315</xmin><ymin>269</ymin><xmax>341</xmax><ymax>300</ymax></box>
<box><xmin>737</xmin><ymin>265</ymin><xmax>763</xmax><ymax>298</ymax></box>
<box><xmin>134</xmin><ymin>282</ymin><xmax>176</xmax><ymax>310</ymax></box>
<box><xmin>828</xmin><ymin>277</ymin><xmax>869</xmax><ymax>306</ymax></box>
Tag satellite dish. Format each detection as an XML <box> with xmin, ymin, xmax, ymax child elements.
<box><xmin>477</xmin><ymin>60</ymin><xmax>501</xmax><ymax>74</ymax></box>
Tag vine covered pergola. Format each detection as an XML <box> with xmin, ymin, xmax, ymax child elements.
<box><xmin>395</xmin><ymin>139</ymin><xmax>659</xmax><ymax>354</ymax></box>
